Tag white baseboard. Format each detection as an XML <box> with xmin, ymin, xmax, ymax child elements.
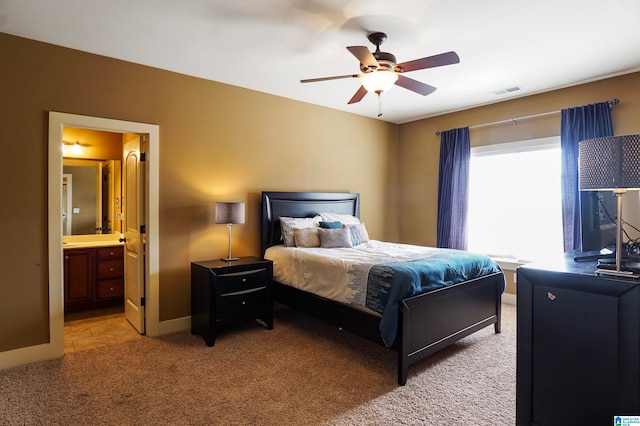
<box><xmin>0</xmin><ymin>343</ymin><xmax>58</xmax><ymax>371</ymax></box>
<box><xmin>147</xmin><ymin>316</ymin><xmax>191</xmax><ymax>337</ymax></box>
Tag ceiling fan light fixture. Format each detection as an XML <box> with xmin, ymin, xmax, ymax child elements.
<box><xmin>359</xmin><ymin>70</ymin><xmax>398</xmax><ymax>94</ymax></box>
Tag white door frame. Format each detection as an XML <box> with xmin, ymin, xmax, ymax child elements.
<box><xmin>48</xmin><ymin>112</ymin><xmax>161</xmax><ymax>357</ymax></box>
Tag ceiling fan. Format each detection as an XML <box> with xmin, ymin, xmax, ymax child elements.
<box><xmin>301</xmin><ymin>32</ymin><xmax>460</xmax><ymax>105</ymax></box>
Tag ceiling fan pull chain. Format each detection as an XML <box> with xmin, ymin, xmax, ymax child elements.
<box><xmin>378</xmin><ymin>93</ymin><xmax>383</xmax><ymax>118</ymax></box>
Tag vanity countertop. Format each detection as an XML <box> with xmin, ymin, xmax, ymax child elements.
<box><xmin>62</xmin><ymin>235</ymin><xmax>124</xmax><ymax>249</ymax></box>
<box><xmin>63</xmin><ymin>240</ymin><xmax>124</xmax><ymax>248</ymax></box>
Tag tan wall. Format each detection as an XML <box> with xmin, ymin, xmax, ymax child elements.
<box><xmin>0</xmin><ymin>33</ymin><xmax>399</xmax><ymax>352</ymax></box>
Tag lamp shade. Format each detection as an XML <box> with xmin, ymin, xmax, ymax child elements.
<box><xmin>215</xmin><ymin>202</ymin><xmax>245</xmax><ymax>224</ymax></box>
<box><xmin>578</xmin><ymin>134</ymin><xmax>640</xmax><ymax>191</ymax></box>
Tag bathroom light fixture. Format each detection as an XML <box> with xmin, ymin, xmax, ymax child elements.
<box><xmin>63</xmin><ymin>140</ymin><xmax>83</xmax><ymax>155</ymax></box>
<box><xmin>215</xmin><ymin>202</ymin><xmax>245</xmax><ymax>262</ymax></box>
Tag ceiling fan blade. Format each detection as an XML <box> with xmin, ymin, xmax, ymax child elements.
<box><xmin>348</xmin><ymin>86</ymin><xmax>368</xmax><ymax>104</ymax></box>
<box><xmin>395</xmin><ymin>75</ymin><xmax>437</xmax><ymax>96</ymax></box>
<box><xmin>347</xmin><ymin>46</ymin><xmax>378</xmax><ymax>69</ymax></box>
<box><xmin>396</xmin><ymin>51</ymin><xmax>460</xmax><ymax>73</ymax></box>
<box><xmin>301</xmin><ymin>74</ymin><xmax>358</xmax><ymax>83</ymax></box>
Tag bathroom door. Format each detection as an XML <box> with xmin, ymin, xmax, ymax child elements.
<box><xmin>123</xmin><ymin>134</ymin><xmax>146</xmax><ymax>333</ymax></box>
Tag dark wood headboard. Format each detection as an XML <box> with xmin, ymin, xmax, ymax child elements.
<box><xmin>261</xmin><ymin>191</ymin><xmax>360</xmax><ymax>256</ymax></box>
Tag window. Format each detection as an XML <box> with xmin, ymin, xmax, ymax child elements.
<box><xmin>467</xmin><ymin>136</ymin><xmax>563</xmax><ymax>262</ymax></box>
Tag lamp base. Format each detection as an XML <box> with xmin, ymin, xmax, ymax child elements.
<box><xmin>221</xmin><ymin>257</ymin><xmax>240</xmax><ymax>262</ymax></box>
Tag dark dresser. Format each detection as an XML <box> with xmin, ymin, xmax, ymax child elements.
<box><xmin>191</xmin><ymin>257</ymin><xmax>273</xmax><ymax>346</ymax></box>
<box><xmin>517</xmin><ymin>253</ymin><xmax>640</xmax><ymax>425</ymax></box>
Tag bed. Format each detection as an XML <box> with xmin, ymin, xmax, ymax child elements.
<box><xmin>261</xmin><ymin>191</ymin><xmax>505</xmax><ymax>385</ymax></box>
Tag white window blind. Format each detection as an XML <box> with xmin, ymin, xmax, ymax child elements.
<box><xmin>467</xmin><ymin>136</ymin><xmax>563</xmax><ymax>262</ymax></box>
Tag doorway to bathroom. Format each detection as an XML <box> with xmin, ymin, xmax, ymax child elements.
<box><xmin>60</xmin><ymin>127</ymin><xmax>144</xmax><ymax>352</ymax></box>
<box><xmin>48</xmin><ymin>112</ymin><xmax>160</xmax><ymax>357</ymax></box>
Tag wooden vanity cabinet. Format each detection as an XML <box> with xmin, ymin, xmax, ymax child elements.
<box><xmin>64</xmin><ymin>245</ymin><xmax>124</xmax><ymax>313</ymax></box>
<box><xmin>64</xmin><ymin>248</ymin><xmax>95</xmax><ymax>305</ymax></box>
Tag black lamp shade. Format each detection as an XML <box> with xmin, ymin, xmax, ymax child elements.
<box><xmin>578</xmin><ymin>135</ymin><xmax>640</xmax><ymax>191</ymax></box>
<box><xmin>215</xmin><ymin>202</ymin><xmax>245</xmax><ymax>224</ymax></box>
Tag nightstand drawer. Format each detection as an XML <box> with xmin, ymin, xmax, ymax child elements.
<box><xmin>216</xmin><ymin>286</ymin><xmax>268</xmax><ymax>319</ymax></box>
<box><xmin>216</xmin><ymin>268</ymin><xmax>270</xmax><ymax>293</ymax></box>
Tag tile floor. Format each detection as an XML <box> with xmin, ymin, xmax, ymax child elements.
<box><xmin>64</xmin><ymin>306</ymin><xmax>143</xmax><ymax>353</ymax></box>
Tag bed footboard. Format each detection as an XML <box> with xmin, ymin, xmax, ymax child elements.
<box><xmin>397</xmin><ymin>271</ymin><xmax>504</xmax><ymax>385</ymax></box>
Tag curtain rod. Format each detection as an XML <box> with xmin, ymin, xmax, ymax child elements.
<box><xmin>435</xmin><ymin>98</ymin><xmax>619</xmax><ymax>136</ymax></box>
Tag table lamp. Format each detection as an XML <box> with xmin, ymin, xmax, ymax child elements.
<box><xmin>216</xmin><ymin>202</ymin><xmax>245</xmax><ymax>261</ymax></box>
<box><xmin>578</xmin><ymin>134</ymin><xmax>640</xmax><ymax>277</ymax></box>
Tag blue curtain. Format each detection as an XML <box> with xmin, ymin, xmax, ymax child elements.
<box><xmin>437</xmin><ymin>127</ymin><xmax>470</xmax><ymax>249</ymax></box>
<box><xmin>560</xmin><ymin>102</ymin><xmax>613</xmax><ymax>251</ymax></box>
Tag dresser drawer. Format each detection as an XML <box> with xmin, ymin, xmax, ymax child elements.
<box><xmin>97</xmin><ymin>246</ymin><xmax>124</xmax><ymax>260</ymax></box>
<box><xmin>97</xmin><ymin>259</ymin><xmax>124</xmax><ymax>279</ymax></box>
<box><xmin>215</xmin><ymin>286</ymin><xmax>268</xmax><ymax>319</ymax></box>
<box><xmin>216</xmin><ymin>268</ymin><xmax>270</xmax><ymax>293</ymax></box>
<box><xmin>97</xmin><ymin>279</ymin><xmax>124</xmax><ymax>299</ymax></box>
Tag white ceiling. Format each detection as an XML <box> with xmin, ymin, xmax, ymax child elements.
<box><xmin>2</xmin><ymin>0</ymin><xmax>640</xmax><ymax>124</ymax></box>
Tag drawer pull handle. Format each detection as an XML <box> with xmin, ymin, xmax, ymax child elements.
<box><xmin>109</xmin><ymin>267</ymin><xmax>114</xmax><ymax>272</ymax></box>
<box><xmin>109</xmin><ymin>251</ymin><xmax>114</xmax><ymax>256</ymax></box>
<box><xmin>221</xmin><ymin>286</ymin><xmax>266</xmax><ymax>296</ymax></box>
<box><xmin>110</xmin><ymin>287</ymin><xmax>114</xmax><ymax>291</ymax></box>
<box><xmin>219</xmin><ymin>268</ymin><xmax>266</xmax><ymax>278</ymax></box>
<box><xmin>242</xmin><ymin>301</ymin><xmax>246</xmax><ymax>306</ymax></box>
<box><xmin>242</xmin><ymin>278</ymin><xmax>247</xmax><ymax>282</ymax></box>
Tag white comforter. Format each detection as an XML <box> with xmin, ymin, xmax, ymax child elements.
<box><xmin>264</xmin><ymin>240</ymin><xmax>443</xmax><ymax>310</ymax></box>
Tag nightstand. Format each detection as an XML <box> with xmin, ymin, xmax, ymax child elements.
<box><xmin>190</xmin><ymin>256</ymin><xmax>273</xmax><ymax>346</ymax></box>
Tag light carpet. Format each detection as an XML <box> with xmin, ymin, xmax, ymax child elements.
<box><xmin>0</xmin><ymin>303</ymin><xmax>516</xmax><ymax>425</ymax></box>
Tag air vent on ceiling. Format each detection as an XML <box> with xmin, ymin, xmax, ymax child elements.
<box><xmin>492</xmin><ymin>86</ymin><xmax>522</xmax><ymax>95</ymax></box>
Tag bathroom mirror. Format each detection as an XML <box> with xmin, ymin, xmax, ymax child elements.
<box><xmin>63</xmin><ymin>158</ymin><xmax>122</xmax><ymax>236</ymax></box>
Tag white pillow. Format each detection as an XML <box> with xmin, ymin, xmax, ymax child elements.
<box><xmin>347</xmin><ymin>223</ymin><xmax>370</xmax><ymax>245</ymax></box>
<box><xmin>280</xmin><ymin>216</ymin><xmax>321</xmax><ymax>247</ymax></box>
<box><xmin>318</xmin><ymin>227</ymin><xmax>353</xmax><ymax>248</ymax></box>
<box><xmin>318</xmin><ymin>212</ymin><xmax>360</xmax><ymax>225</ymax></box>
<box><xmin>293</xmin><ymin>227</ymin><xmax>320</xmax><ymax>248</ymax></box>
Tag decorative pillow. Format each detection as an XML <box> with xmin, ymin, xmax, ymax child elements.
<box><xmin>348</xmin><ymin>223</ymin><xmax>370</xmax><ymax>246</ymax></box>
<box><xmin>319</xmin><ymin>212</ymin><xmax>361</xmax><ymax>225</ymax></box>
<box><xmin>318</xmin><ymin>227</ymin><xmax>353</xmax><ymax>248</ymax></box>
<box><xmin>319</xmin><ymin>221</ymin><xmax>343</xmax><ymax>229</ymax></box>
<box><xmin>280</xmin><ymin>216</ymin><xmax>321</xmax><ymax>247</ymax></box>
<box><xmin>293</xmin><ymin>227</ymin><xmax>320</xmax><ymax>248</ymax></box>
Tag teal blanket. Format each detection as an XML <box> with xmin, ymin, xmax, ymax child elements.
<box><xmin>361</xmin><ymin>251</ymin><xmax>504</xmax><ymax>346</ymax></box>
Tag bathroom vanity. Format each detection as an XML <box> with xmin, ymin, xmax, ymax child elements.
<box><xmin>64</xmin><ymin>243</ymin><xmax>124</xmax><ymax>313</ymax></box>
